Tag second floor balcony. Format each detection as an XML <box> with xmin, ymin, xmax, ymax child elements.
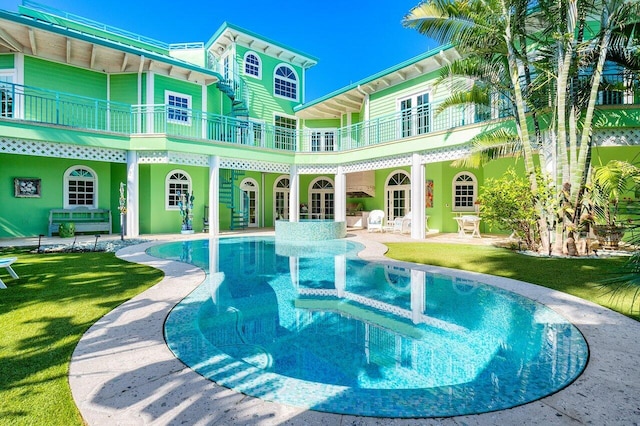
<box><xmin>1</xmin><ymin>75</ymin><xmax>639</xmax><ymax>155</ymax></box>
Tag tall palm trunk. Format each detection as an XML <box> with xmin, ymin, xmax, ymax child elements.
<box><xmin>503</xmin><ymin>2</ymin><xmax>551</xmax><ymax>251</ymax></box>
<box><xmin>552</xmin><ymin>0</ymin><xmax>578</xmax><ymax>253</ymax></box>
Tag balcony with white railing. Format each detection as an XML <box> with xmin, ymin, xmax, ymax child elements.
<box><xmin>1</xmin><ymin>74</ymin><xmax>639</xmax><ymax>156</ymax></box>
<box><xmin>1</xmin><ymin>82</ymin><xmax>133</xmax><ymax>134</ymax></box>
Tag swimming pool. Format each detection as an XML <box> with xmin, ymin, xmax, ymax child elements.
<box><xmin>152</xmin><ymin>237</ymin><xmax>588</xmax><ymax>418</ymax></box>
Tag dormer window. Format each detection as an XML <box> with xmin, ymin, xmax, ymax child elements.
<box><xmin>274</xmin><ymin>65</ymin><xmax>298</xmax><ymax>101</ymax></box>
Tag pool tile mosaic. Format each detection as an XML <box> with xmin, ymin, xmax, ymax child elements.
<box><xmin>155</xmin><ymin>238</ymin><xmax>589</xmax><ymax>418</ymax></box>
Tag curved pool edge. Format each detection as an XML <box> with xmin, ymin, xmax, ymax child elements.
<box><xmin>68</xmin><ymin>232</ymin><xmax>640</xmax><ymax>425</ymax></box>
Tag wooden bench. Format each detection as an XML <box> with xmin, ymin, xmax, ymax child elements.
<box><xmin>48</xmin><ymin>208</ymin><xmax>112</xmax><ymax>236</ymax></box>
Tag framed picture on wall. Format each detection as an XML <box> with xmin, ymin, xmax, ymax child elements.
<box><xmin>14</xmin><ymin>177</ymin><xmax>41</xmax><ymax>198</ymax></box>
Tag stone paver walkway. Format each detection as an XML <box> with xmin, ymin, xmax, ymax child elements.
<box><xmin>62</xmin><ymin>231</ymin><xmax>640</xmax><ymax>424</ymax></box>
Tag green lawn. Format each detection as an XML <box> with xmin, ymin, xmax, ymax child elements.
<box><xmin>0</xmin><ymin>247</ymin><xmax>164</xmax><ymax>426</ymax></box>
<box><xmin>385</xmin><ymin>242</ymin><xmax>639</xmax><ymax>320</ymax></box>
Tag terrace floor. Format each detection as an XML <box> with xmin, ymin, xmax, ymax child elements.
<box><xmin>3</xmin><ymin>229</ymin><xmax>640</xmax><ymax>424</ymax></box>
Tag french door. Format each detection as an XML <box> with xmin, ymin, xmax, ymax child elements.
<box><xmin>240</xmin><ymin>179</ymin><xmax>259</xmax><ymax>227</ymax></box>
<box><xmin>309</xmin><ymin>178</ymin><xmax>334</xmax><ymax>219</ymax></box>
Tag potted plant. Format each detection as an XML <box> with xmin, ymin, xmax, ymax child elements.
<box><xmin>177</xmin><ymin>190</ymin><xmax>195</xmax><ymax>234</ymax></box>
<box><xmin>590</xmin><ymin>160</ymin><xmax>640</xmax><ymax>249</ymax></box>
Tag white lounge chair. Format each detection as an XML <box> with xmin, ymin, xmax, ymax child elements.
<box><xmin>0</xmin><ymin>257</ymin><xmax>19</xmax><ymax>289</ymax></box>
<box><xmin>367</xmin><ymin>210</ymin><xmax>385</xmax><ymax>232</ymax></box>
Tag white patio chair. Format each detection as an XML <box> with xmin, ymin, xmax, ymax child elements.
<box><xmin>392</xmin><ymin>212</ymin><xmax>411</xmax><ymax>234</ymax></box>
<box><xmin>367</xmin><ymin>209</ymin><xmax>385</xmax><ymax>232</ymax></box>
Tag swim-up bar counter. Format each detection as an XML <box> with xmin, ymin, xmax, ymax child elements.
<box><xmin>275</xmin><ymin>219</ymin><xmax>347</xmax><ymax>241</ymax></box>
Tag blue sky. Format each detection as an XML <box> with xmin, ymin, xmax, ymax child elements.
<box><xmin>0</xmin><ymin>0</ymin><xmax>437</xmax><ymax>102</ymax></box>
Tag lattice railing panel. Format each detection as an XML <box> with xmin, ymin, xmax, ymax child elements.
<box><xmin>297</xmin><ymin>165</ymin><xmax>338</xmax><ymax>175</ymax></box>
<box><xmin>220</xmin><ymin>158</ymin><xmax>290</xmax><ymax>173</ymax></box>
<box><xmin>422</xmin><ymin>146</ymin><xmax>470</xmax><ymax>164</ymax></box>
<box><xmin>168</xmin><ymin>152</ymin><xmax>209</xmax><ymax>167</ymax></box>
<box><xmin>594</xmin><ymin>129</ymin><xmax>640</xmax><ymax>146</ymax></box>
<box><xmin>4</xmin><ymin>128</ymin><xmax>637</xmax><ymax>176</ymax></box>
<box><xmin>0</xmin><ymin>138</ymin><xmax>127</xmax><ymax>162</ymax></box>
<box><xmin>342</xmin><ymin>155</ymin><xmax>412</xmax><ymax>173</ymax></box>
<box><xmin>137</xmin><ymin>151</ymin><xmax>209</xmax><ymax>166</ymax></box>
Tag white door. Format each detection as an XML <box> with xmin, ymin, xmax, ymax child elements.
<box><xmin>274</xmin><ymin>176</ymin><xmax>290</xmax><ymax>220</ymax></box>
<box><xmin>385</xmin><ymin>171</ymin><xmax>411</xmax><ymax>221</ymax></box>
<box><xmin>309</xmin><ymin>178</ymin><xmax>334</xmax><ymax>219</ymax></box>
<box><xmin>241</xmin><ymin>178</ymin><xmax>259</xmax><ymax>227</ymax></box>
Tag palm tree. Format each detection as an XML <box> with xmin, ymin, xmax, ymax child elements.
<box><xmin>404</xmin><ymin>0</ymin><xmax>640</xmax><ymax>254</ymax></box>
<box><xmin>403</xmin><ymin>0</ymin><xmax>549</xmax><ymax>250</ymax></box>
<box><xmin>537</xmin><ymin>0</ymin><xmax>640</xmax><ymax>251</ymax></box>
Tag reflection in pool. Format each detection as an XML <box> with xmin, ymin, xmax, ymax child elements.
<box><xmin>151</xmin><ymin>237</ymin><xmax>588</xmax><ymax>418</ymax></box>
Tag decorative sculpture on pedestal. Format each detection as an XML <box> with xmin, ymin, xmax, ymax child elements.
<box><xmin>118</xmin><ymin>182</ymin><xmax>126</xmax><ymax>241</ymax></box>
<box><xmin>177</xmin><ymin>190</ymin><xmax>195</xmax><ymax>234</ymax></box>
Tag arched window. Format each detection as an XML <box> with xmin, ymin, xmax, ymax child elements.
<box><xmin>385</xmin><ymin>170</ymin><xmax>411</xmax><ymax>221</ymax></box>
<box><xmin>452</xmin><ymin>172</ymin><xmax>477</xmax><ymax>211</ymax></box>
<box><xmin>308</xmin><ymin>177</ymin><xmax>334</xmax><ymax>219</ymax></box>
<box><xmin>166</xmin><ymin>170</ymin><xmax>191</xmax><ymax>210</ymax></box>
<box><xmin>274</xmin><ymin>176</ymin><xmax>290</xmax><ymax>220</ymax></box>
<box><xmin>274</xmin><ymin>65</ymin><xmax>298</xmax><ymax>100</ymax></box>
<box><xmin>244</xmin><ymin>52</ymin><xmax>261</xmax><ymax>79</ymax></box>
<box><xmin>64</xmin><ymin>166</ymin><xmax>97</xmax><ymax>209</ymax></box>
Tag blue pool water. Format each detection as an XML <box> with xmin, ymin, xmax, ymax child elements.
<box><xmin>151</xmin><ymin>237</ymin><xmax>588</xmax><ymax>418</ymax></box>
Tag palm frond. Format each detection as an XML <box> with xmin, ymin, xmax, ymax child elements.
<box><xmin>435</xmin><ymin>84</ymin><xmax>490</xmax><ymax>114</ymax></box>
<box><xmin>403</xmin><ymin>0</ymin><xmax>508</xmax><ymax>53</ymax></box>
<box><xmin>452</xmin><ymin>127</ymin><xmax>522</xmax><ymax>168</ymax></box>
<box><xmin>598</xmin><ymin>252</ymin><xmax>640</xmax><ymax>315</ymax></box>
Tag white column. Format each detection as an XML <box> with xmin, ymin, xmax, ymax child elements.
<box><xmin>334</xmin><ymin>166</ymin><xmax>346</xmax><ymax>222</ymax></box>
<box><xmin>289</xmin><ymin>165</ymin><xmax>300</xmax><ymax>222</ymax></box>
<box><xmin>410</xmin><ymin>269</ymin><xmax>426</xmax><ymax>324</ymax></box>
<box><xmin>290</xmin><ymin>257</ymin><xmax>299</xmax><ymax>288</ymax></box>
<box><xmin>137</xmin><ymin>56</ymin><xmax>144</xmax><ymax>133</ymax></box>
<box><xmin>208</xmin><ymin>239</ymin><xmax>223</xmax><ymax>309</ymax></box>
<box><xmin>335</xmin><ymin>254</ymin><xmax>346</xmax><ymax>298</ymax></box>
<box><xmin>410</xmin><ymin>153</ymin><xmax>425</xmax><ymax>239</ymax></box>
<box><xmin>361</xmin><ymin>91</ymin><xmax>370</xmax><ymax>145</ymax></box>
<box><xmin>261</xmin><ymin>172</ymin><xmax>265</xmax><ymax>228</ymax></box>
<box><xmin>146</xmin><ymin>71</ymin><xmax>154</xmax><ymax>133</ymax></box>
<box><xmin>208</xmin><ymin>155</ymin><xmax>220</xmax><ymax>236</ymax></box>
<box><xmin>201</xmin><ymin>84</ymin><xmax>208</xmax><ymax>139</ymax></box>
<box><xmin>126</xmin><ymin>151</ymin><xmax>139</xmax><ymax>237</ymax></box>
<box><xmin>14</xmin><ymin>53</ymin><xmax>24</xmax><ymax>120</ymax></box>
<box><xmin>106</xmin><ymin>74</ymin><xmax>111</xmax><ymax>131</ymax></box>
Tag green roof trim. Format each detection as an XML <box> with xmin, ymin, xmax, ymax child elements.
<box><xmin>206</xmin><ymin>21</ymin><xmax>319</xmax><ymax>65</ymax></box>
<box><xmin>18</xmin><ymin>1</ymin><xmax>171</xmax><ymax>55</ymax></box>
<box><xmin>295</xmin><ymin>44</ymin><xmax>454</xmax><ymax>112</ymax></box>
<box><xmin>0</xmin><ymin>9</ymin><xmax>222</xmax><ymax>82</ymax></box>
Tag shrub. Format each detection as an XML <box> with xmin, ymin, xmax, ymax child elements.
<box><xmin>478</xmin><ymin>168</ymin><xmax>539</xmax><ymax>250</ymax></box>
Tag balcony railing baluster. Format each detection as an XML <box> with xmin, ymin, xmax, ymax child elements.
<box><xmin>1</xmin><ymin>76</ymin><xmax>638</xmax><ymax>153</ymax></box>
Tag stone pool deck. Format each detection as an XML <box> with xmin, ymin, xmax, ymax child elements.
<box><xmin>63</xmin><ymin>230</ymin><xmax>640</xmax><ymax>425</ymax></box>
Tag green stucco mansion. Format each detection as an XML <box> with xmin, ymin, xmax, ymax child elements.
<box><xmin>0</xmin><ymin>1</ymin><xmax>638</xmax><ymax>239</ymax></box>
